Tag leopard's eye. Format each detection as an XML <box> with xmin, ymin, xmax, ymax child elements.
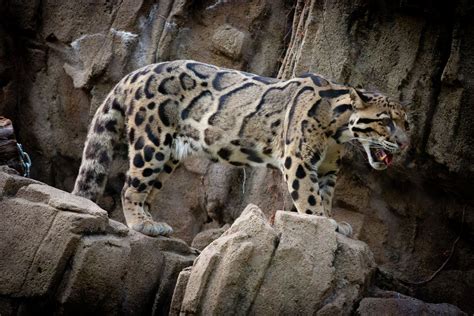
<box><xmin>382</xmin><ymin>117</ymin><xmax>392</xmax><ymax>125</ymax></box>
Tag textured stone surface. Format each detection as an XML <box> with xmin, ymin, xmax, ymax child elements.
<box><xmin>172</xmin><ymin>204</ymin><xmax>376</xmax><ymax>315</ymax></box>
<box><xmin>177</xmin><ymin>204</ymin><xmax>279</xmax><ymax>315</ymax></box>
<box><xmin>57</xmin><ymin>236</ymin><xmax>131</xmax><ymax>315</ymax></box>
<box><xmin>16</xmin><ymin>183</ymin><xmax>108</xmax><ymax>219</ymax></box>
<box><xmin>0</xmin><ymin>170</ymin><xmax>42</xmax><ymax>196</ymax></box>
<box><xmin>0</xmin><ymin>170</ymin><xmax>197</xmax><ymax>314</ymax></box>
<box><xmin>212</xmin><ymin>24</ymin><xmax>249</xmax><ymax>60</ymax></box>
<box><xmin>251</xmin><ymin>211</ymin><xmax>339</xmax><ymax>315</ymax></box>
<box><xmin>0</xmin><ymin>198</ymin><xmax>58</xmax><ymax>296</ymax></box>
<box><xmin>357</xmin><ymin>297</ymin><xmax>467</xmax><ymax>316</ymax></box>
<box><xmin>149</xmin><ymin>165</ymin><xmax>208</xmax><ymax>245</ymax></box>
<box><xmin>169</xmin><ymin>266</ymin><xmax>192</xmax><ymax>316</ymax></box>
<box><xmin>191</xmin><ymin>224</ymin><xmax>229</xmax><ymax>251</ymax></box>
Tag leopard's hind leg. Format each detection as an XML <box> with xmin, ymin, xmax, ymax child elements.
<box><xmin>122</xmin><ymin>132</ymin><xmax>175</xmax><ymax>237</ymax></box>
<box><xmin>144</xmin><ymin>157</ymin><xmax>180</xmax><ymax>213</ymax></box>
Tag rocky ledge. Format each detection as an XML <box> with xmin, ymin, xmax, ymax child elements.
<box><xmin>0</xmin><ymin>168</ymin><xmax>467</xmax><ymax>315</ymax></box>
<box><xmin>0</xmin><ymin>168</ymin><xmax>197</xmax><ymax>315</ymax></box>
<box><xmin>171</xmin><ymin>204</ymin><xmax>376</xmax><ymax>315</ymax></box>
<box><xmin>171</xmin><ymin>204</ymin><xmax>467</xmax><ymax>316</ymax></box>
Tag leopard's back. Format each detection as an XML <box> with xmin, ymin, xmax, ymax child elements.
<box><xmin>118</xmin><ymin>60</ymin><xmax>307</xmax><ymax>168</ymax></box>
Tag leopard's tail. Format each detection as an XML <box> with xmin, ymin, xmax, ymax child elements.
<box><xmin>72</xmin><ymin>90</ymin><xmax>126</xmax><ymax>202</ymax></box>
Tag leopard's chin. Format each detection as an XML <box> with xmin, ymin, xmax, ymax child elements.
<box><xmin>369</xmin><ymin>160</ymin><xmax>388</xmax><ymax>171</ymax></box>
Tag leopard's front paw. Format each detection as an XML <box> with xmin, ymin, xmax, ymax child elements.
<box><xmin>336</xmin><ymin>221</ymin><xmax>353</xmax><ymax>237</ymax></box>
<box><xmin>328</xmin><ymin>218</ymin><xmax>353</xmax><ymax>237</ymax></box>
<box><xmin>131</xmin><ymin>220</ymin><xmax>173</xmax><ymax>237</ymax></box>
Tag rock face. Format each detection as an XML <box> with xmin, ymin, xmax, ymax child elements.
<box><xmin>0</xmin><ymin>0</ymin><xmax>473</xmax><ymax>313</ymax></box>
<box><xmin>357</xmin><ymin>297</ymin><xmax>467</xmax><ymax>316</ymax></box>
<box><xmin>171</xmin><ymin>204</ymin><xmax>376</xmax><ymax>315</ymax></box>
<box><xmin>0</xmin><ymin>169</ymin><xmax>196</xmax><ymax>315</ymax></box>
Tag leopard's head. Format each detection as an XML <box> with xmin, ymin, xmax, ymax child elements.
<box><xmin>348</xmin><ymin>88</ymin><xmax>410</xmax><ymax>170</ymax></box>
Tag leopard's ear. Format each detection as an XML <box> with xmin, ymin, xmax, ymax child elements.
<box><xmin>349</xmin><ymin>88</ymin><xmax>368</xmax><ymax>110</ymax></box>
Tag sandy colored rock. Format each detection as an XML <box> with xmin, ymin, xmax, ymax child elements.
<box><xmin>240</xmin><ymin>167</ymin><xmax>291</xmax><ymax>218</ymax></box>
<box><xmin>191</xmin><ymin>224</ymin><xmax>230</xmax><ymax>251</ymax></box>
<box><xmin>21</xmin><ymin>211</ymin><xmax>102</xmax><ymax>297</ymax></box>
<box><xmin>212</xmin><ymin>24</ymin><xmax>249</xmax><ymax>60</ymax></box>
<box><xmin>64</xmin><ymin>28</ymin><xmax>139</xmax><ymax>89</ymax></box>
<box><xmin>172</xmin><ymin>205</ymin><xmax>376</xmax><ymax>315</ymax></box>
<box><xmin>251</xmin><ymin>212</ymin><xmax>338</xmax><ymax>315</ymax></box>
<box><xmin>0</xmin><ymin>198</ymin><xmax>58</xmax><ymax>295</ymax></box>
<box><xmin>203</xmin><ymin>163</ymin><xmax>241</xmax><ymax>224</ymax></box>
<box><xmin>152</xmin><ymin>251</ymin><xmax>196</xmax><ymax>316</ymax></box>
<box><xmin>182</xmin><ymin>157</ymin><xmax>211</xmax><ymax>175</ymax></box>
<box><xmin>169</xmin><ymin>267</ymin><xmax>192</xmax><ymax>316</ymax></box>
<box><xmin>105</xmin><ymin>218</ymin><xmax>130</xmax><ymax>237</ymax></box>
<box><xmin>57</xmin><ymin>236</ymin><xmax>131</xmax><ymax>315</ymax></box>
<box><xmin>0</xmin><ymin>169</ymin><xmax>42</xmax><ymax>196</ymax></box>
<box><xmin>16</xmin><ymin>183</ymin><xmax>107</xmax><ymax>219</ymax></box>
<box><xmin>0</xmin><ymin>171</ymin><xmax>197</xmax><ymax>314</ymax></box>
<box><xmin>121</xmin><ymin>233</ymin><xmax>165</xmax><ymax>314</ymax></box>
<box><xmin>149</xmin><ymin>165</ymin><xmax>208</xmax><ymax>245</ymax></box>
<box><xmin>179</xmin><ymin>204</ymin><xmax>278</xmax><ymax>315</ymax></box>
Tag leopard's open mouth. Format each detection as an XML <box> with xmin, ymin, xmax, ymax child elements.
<box><xmin>369</xmin><ymin>148</ymin><xmax>393</xmax><ymax>166</ymax></box>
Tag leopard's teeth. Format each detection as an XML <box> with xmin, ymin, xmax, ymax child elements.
<box><xmin>374</xmin><ymin>149</ymin><xmax>386</xmax><ymax>161</ymax></box>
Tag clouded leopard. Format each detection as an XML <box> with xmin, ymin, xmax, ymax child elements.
<box><xmin>73</xmin><ymin>60</ymin><xmax>410</xmax><ymax>237</ymax></box>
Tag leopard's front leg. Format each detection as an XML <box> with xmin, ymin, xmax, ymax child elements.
<box><xmin>318</xmin><ymin>169</ymin><xmax>352</xmax><ymax>236</ymax></box>
<box><xmin>318</xmin><ymin>170</ymin><xmax>337</xmax><ymax>216</ymax></box>
<box><xmin>282</xmin><ymin>155</ymin><xmax>326</xmax><ymax>217</ymax></box>
<box><xmin>282</xmin><ymin>153</ymin><xmax>352</xmax><ymax>236</ymax></box>
<box><xmin>316</xmin><ymin>143</ymin><xmax>342</xmax><ymax>217</ymax></box>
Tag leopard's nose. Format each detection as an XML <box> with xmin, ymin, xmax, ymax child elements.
<box><xmin>393</xmin><ymin>130</ymin><xmax>409</xmax><ymax>150</ymax></box>
<box><xmin>397</xmin><ymin>140</ymin><xmax>409</xmax><ymax>149</ymax></box>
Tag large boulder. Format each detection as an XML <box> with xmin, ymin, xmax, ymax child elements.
<box><xmin>0</xmin><ymin>169</ymin><xmax>197</xmax><ymax>315</ymax></box>
<box><xmin>171</xmin><ymin>204</ymin><xmax>376</xmax><ymax>315</ymax></box>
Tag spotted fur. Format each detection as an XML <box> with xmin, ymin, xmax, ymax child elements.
<box><xmin>72</xmin><ymin>60</ymin><xmax>410</xmax><ymax>237</ymax></box>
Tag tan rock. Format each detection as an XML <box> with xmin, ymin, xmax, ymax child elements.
<box><xmin>240</xmin><ymin>168</ymin><xmax>291</xmax><ymax>218</ymax></box>
<box><xmin>180</xmin><ymin>204</ymin><xmax>278</xmax><ymax>315</ymax></box>
<box><xmin>105</xmin><ymin>218</ymin><xmax>130</xmax><ymax>237</ymax></box>
<box><xmin>0</xmin><ymin>198</ymin><xmax>58</xmax><ymax>295</ymax></box>
<box><xmin>149</xmin><ymin>165</ymin><xmax>209</xmax><ymax>245</ymax></box>
<box><xmin>251</xmin><ymin>212</ymin><xmax>338</xmax><ymax>315</ymax></box>
<box><xmin>16</xmin><ymin>183</ymin><xmax>108</xmax><ymax>220</ymax></box>
<box><xmin>212</xmin><ymin>24</ymin><xmax>249</xmax><ymax>60</ymax></box>
<box><xmin>152</xmin><ymin>251</ymin><xmax>196</xmax><ymax>316</ymax></box>
<box><xmin>0</xmin><ymin>171</ymin><xmax>197</xmax><ymax>314</ymax></box>
<box><xmin>191</xmin><ymin>224</ymin><xmax>230</xmax><ymax>251</ymax></box>
<box><xmin>21</xmin><ymin>211</ymin><xmax>103</xmax><ymax>297</ymax></box>
<box><xmin>203</xmin><ymin>163</ymin><xmax>240</xmax><ymax>224</ymax></box>
<box><xmin>172</xmin><ymin>205</ymin><xmax>376</xmax><ymax>315</ymax></box>
<box><xmin>56</xmin><ymin>235</ymin><xmax>131</xmax><ymax>315</ymax></box>
<box><xmin>169</xmin><ymin>266</ymin><xmax>192</xmax><ymax>316</ymax></box>
<box><xmin>0</xmin><ymin>170</ymin><xmax>42</xmax><ymax>197</ymax></box>
<box><xmin>182</xmin><ymin>157</ymin><xmax>211</xmax><ymax>175</ymax></box>
<box><xmin>121</xmin><ymin>232</ymin><xmax>165</xmax><ymax>315</ymax></box>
